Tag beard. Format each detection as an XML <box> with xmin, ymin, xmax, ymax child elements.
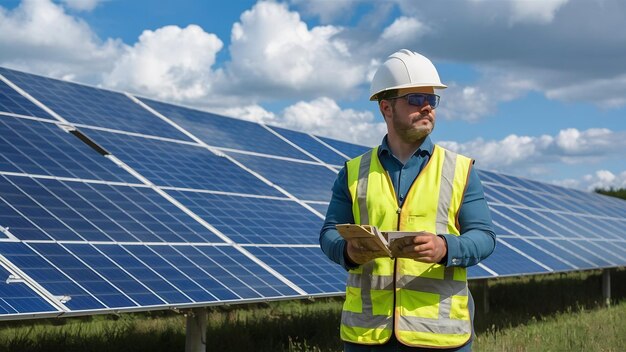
<box><xmin>391</xmin><ymin>108</ymin><xmax>435</xmax><ymax>144</ymax></box>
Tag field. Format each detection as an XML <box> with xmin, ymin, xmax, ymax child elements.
<box><xmin>0</xmin><ymin>269</ymin><xmax>624</xmax><ymax>352</ymax></box>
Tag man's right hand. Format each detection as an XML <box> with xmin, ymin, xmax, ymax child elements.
<box><xmin>345</xmin><ymin>239</ymin><xmax>389</xmax><ymax>265</ymax></box>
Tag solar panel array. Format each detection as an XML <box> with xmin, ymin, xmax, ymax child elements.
<box><xmin>0</xmin><ymin>67</ymin><xmax>625</xmax><ymax>320</ymax></box>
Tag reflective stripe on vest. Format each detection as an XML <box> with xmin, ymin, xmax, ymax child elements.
<box><xmin>340</xmin><ymin>145</ymin><xmax>473</xmax><ymax>348</ymax></box>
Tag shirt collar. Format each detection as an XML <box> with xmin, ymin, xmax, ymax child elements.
<box><xmin>378</xmin><ymin>134</ymin><xmax>434</xmax><ymax>159</ymax></box>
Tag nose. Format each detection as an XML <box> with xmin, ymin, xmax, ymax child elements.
<box><xmin>420</xmin><ymin>103</ymin><xmax>433</xmax><ymax>113</ymax></box>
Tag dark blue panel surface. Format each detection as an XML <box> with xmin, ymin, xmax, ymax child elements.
<box><xmin>95</xmin><ymin>244</ymin><xmax>191</xmax><ymax>304</ymax></box>
<box><xmin>268</xmin><ymin>126</ymin><xmax>347</xmax><ymax>165</ymax></box>
<box><xmin>0</xmin><ymin>116</ymin><xmax>136</xmax><ymax>182</ymax></box>
<box><xmin>28</xmin><ymin>243</ymin><xmax>136</xmax><ymax>308</ymax></box>
<box><xmin>551</xmin><ymin>240</ymin><xmax>613</xmax><ymax>267</ymax></box>
<box><xmin>191</xmin><ymin>245</ymin><xmax>299</xmax><ymax>298</ymax></box>
<box><xmin>140</xmin><ymin>98</ymin><xmax>312</xmax><ymax>160</ymax></box>
<box><xmin>0</xmin><ymin>265</ymin><xmax>58</xmax><ymax>315</ymax></box>
<box><xmin>317</xmin><ymin>136</ymin><xmax>370</xmax><ymax>158</ymax></box>
<box><xmin>0</xmin><ymin>242</ymin><xmax>104</xmax><ymax>311</ymax></box>
<box><xmin>0</xmin><ymin>175</ymin><xmax>220</xmax><ymax>243</ymax></box>
<box><xmin>0</xmin><ymin>68</ymin><xmax>190</xmax><ymax>141</ymax></box>
<box><xmin>467</xmin><ymin>265</ymin><xmax>496</xmax><ymax>279</ymax></box>
<box><xmin>245</xmin><ymin>246</ymin><xmax>346</xmax><ymax>294</ymax></box>
<box><xmin>501</xmin><ymin>238</ymin><xmax>574</xmax><ymax>271</ymax></box>
<box><xmin>0</xmin><ymin>79</ymin><xmax>53</xmax><ymax>119</ymax></box>
<box><xmin>83</xmin><ymin>128</ymin><xmax>283</xmax><ymax>197</ymax></box>
<box><xmin>479</xmin><ymin>241</ymin><xmax>549</xmax><ymax>276</ymax></box>
<box><xmin>167</xmin><ymin>190</ymin><xmax>321</xmax><ymax>245</ymax></box>
<box><xmin>64</xmin><ymin>244</ymin><xmax>166</xmax><ymax>306</ymax></box>
<box><xmin>527</xmin><ymin>239</ymin><xmax>596</xmax><ymax>270</ymax></box>
<box><xmin>227</xmin><ymin>153</ymin><xmax>336</xmax><ymax>202</ymax></box>
<box><xmin>122</xmin><ymin>245</ymin><xmax>215</xmax><ymax>303</ymax></box>
<box><xmin>306</xmin><ymin>202</ymin><xmax>329</xmax><ymax>216</ymax></box>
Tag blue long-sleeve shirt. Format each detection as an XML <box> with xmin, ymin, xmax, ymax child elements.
<box><xmin>320</xmin><ymin>135</ymin><xmax>496</xmax><ymax>270</ymax></box>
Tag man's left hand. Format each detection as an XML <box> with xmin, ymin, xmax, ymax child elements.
<box><xmin>394</xmin><ymin>232</ymin><xmax>447</xmax><ymax>263</ymax></box>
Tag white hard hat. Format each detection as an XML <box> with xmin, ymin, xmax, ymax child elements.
<box><xmin>369</xmin><ymin>49</ymin><xmax>447</xmax><ymax>101</ymax></box>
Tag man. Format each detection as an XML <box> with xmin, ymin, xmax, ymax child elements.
<box><xmin>320</xmin><ymin>49</ymin><xmax>496</xmax><ymax>351</ymax></box>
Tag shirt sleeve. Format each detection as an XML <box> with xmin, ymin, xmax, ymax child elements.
<box><xmin>440</xmin><ymin>167</ymin><xmax>497</xmax><ymax>267</ymax></box>
<box><xmin>319</xmin><ymin>166</ymin><xmax>358</xmax><ymax>271</ymax></box>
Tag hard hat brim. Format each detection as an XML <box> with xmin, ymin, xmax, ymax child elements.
<box><xmin>369</xmin><ymin>82</ymin><xmax>447</xmax><ymax>101</ymax></box>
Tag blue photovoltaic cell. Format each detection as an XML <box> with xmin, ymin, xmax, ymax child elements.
<box><xmin>0</xmin><ymin>68</ymin><xmax>191</xmax><ymax>141</ymax></box>
<box><xmin>245</xmin><ymin>246</ymin><xmax>347</xmax><ymax>295</ymax></box>
<box><xmin>500</xmin><ymin>238</ymin><xmax>574</xmax><ymax>271</ymax></box>
<box><xmin>167</xmin><ymin>190</ymin><xmax>321</xmax><ymax>245</ymax></box>
<box><xmin>268</xmin><ymin>126</ymin><xmax>347</xmax><ymax>165</ymax></box>
<box><xmin>83</xmin><ymin>128</ymin><xmax>283</xmax><ymax>197</ymax></box>
<box><xmin>27</xmin><ymin>242</ymin><xmax>136</xmax><ymax>309</ymax></box>
<box><xmin>551</xmin><ymin>239</ymin><xmax>613</xmax><ymax>267</ymax></box>
<box><xmin>63</xmin><ymin>244</ymin><xmax>165</xmax><ymax>307</ymax></box>
<box><xmin>467</xmin><ymin>265</ymin><xmax>496</xmax><ymax>279</ymax></box>
<box><xmin>0</xmin><ymin>175</ymin><xmax>221</xmax><ymax>243</ymax></box>
<box><xmin>227</xmin><ymin>153</ymin><xmax>336</xmax><ymax>202</ymax></box>
<box><xmin>95</xmin><ymin>244</ymin><xmax>298</xmax><ymax>303</ymax></box>
<box><xmin>0</xmin><ymin>115</ymin><xmax>136</xmax><ymax>182</ymax></box>
<box><xmin>0</xmin><ymin>242</ymin><xmax>104</xmax><ymax>311</ymax></box>
<box><xmin>527</xmin><ymin>239</ymin><xmax>596</xmax><ymax>270</ymax></box>
<box><xmin>176</xmin><ymin>245</ymin><xmax>298</xmax><ymax>299</ymax></box>
<box><xmin>121</xmin><ymin>244</ymin><xmax>217</xmax><ymax>303</ymax></box>
<box><xmin>479</xmin><ymin>242</ymin><xmax>549</xmax><ymax>276</ymax></box>
<box><xmin>95</xmin><ymin>244</ymin><xmax>190</xmax><ymax>304</ymax></box>
<box><xmin>317</xmin><ymin>136</ymin><xmax>370</xmax><ymax>158</ymax></box>
<box><xmin>140</xmin><ymin>97</ymin><xmax>312</xmax><ymax>160</ymax></box>
<box><xmin>306</xmin><ymin>202</ymin><xmax>329</xmax><ymax>216</ymax></box>
<box><xmin>0</xmin><ymin>79</ymin><xmax>53</xmax><ymax>119</ymax></box>
<box><xmin>0</xmin><ymin>265</ymin><xmax>58</xmax><ymax>315</ymax></box>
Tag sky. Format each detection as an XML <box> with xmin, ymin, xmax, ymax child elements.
<box><xmin>0</xmin><ymin>0</ymin><xmax>625</xmax><ymax>191</ymax></box>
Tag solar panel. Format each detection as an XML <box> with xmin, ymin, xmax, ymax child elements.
<box><xmin>317</xmin><ymin>135</ymin><xmax>371</xmax><ymax>158</ymax></box>
<box><xmin>80</xmin><ymin>127</ymin><xmax>283</xmax><ymax>197</ymax></box>
<box><xmin>139</xmin><ymin>97</ymin><xmax>313</xmax><ymax>160</ymax></box>
<box><xmin>266</xmin><ymin>126</ymin><xmax>348</xmax><ymax>166</ymax></box>
<box><xmin>166</xmin><ymin>190</ymin><xmax>321</xmax><ymax>245</ymax></box>
<box><xmin>0</xmin><ymin>175</ymin><xmax>220</xmax><ymax>243</ymax></box>
<box><xmin>225</xmin><ymin>152</ymin><xmax>337</xmax><ymax>202</ymax></box>
<box><xmin>0</xmin><ymin>66</ymin><xmax>624</xmax><ymax>321</ymax></box>
<box><xmin>0</xmin><ymin>116</ymin><xmax>136</xmax><ymax>182</ymax></box>
<box><xmin>0</xmin><ymin>79</ymin><xmax>53</xmax><ymax>119</ymax></box>
<box><xmin>0</xmin><ymin>68</ymin><xmax>191</xmax><ymax>141</ymax></box>
<box><xmin>0</xmin><ymin>264</ymin><xmax>59</xmax><ymax>315</ymax></box>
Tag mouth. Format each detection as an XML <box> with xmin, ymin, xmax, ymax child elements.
<box><xmin>414</xmin><ymin>114</ymin><xmax>432</xmax><ymax>123</ymax></box>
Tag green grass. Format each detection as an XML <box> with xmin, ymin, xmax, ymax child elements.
<box><xmin>474</xmin><ymin>301</ymin><xmax>626</xmax><ymax>351</ymax></box>
<box><xmin>0</xmin><ymin>269</ymin><xmax>624</xmax><ymax>351</ymax></box>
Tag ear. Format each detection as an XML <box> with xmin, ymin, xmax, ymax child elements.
<box><xmin>379</xmin><ymin>100</ymin><xmax>393</xmax><ymax>120</ymax></box>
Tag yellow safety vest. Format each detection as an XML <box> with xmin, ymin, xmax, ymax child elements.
<box><xmin>340</xmin><ymin>144</ymin><xmax>473</xmax><ymax>348</ymax></box>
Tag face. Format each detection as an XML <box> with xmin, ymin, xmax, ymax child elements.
<box><xmin>381</xmin><ymin>87</ymin><xmax>437</xmax><ymax>144</ymax></box>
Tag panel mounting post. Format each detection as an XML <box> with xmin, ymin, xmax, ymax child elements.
<box><xmin>602</xmin><ymin>268</ymin><xmax>611</xmax><ymax>307</ymax></box>
<box><xmin>482</xmin><ymin>279</ymin><xmax>489</xmax><ymax>314</ymax></box>
<box><xmin>185</xmin><ymin>307</ymin><xmax>208</xmax><ymax>352</ymax></box>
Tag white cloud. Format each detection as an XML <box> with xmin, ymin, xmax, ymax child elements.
<box><xmin>556</xmin><ymin>170</ymin><xmax>626</xmax><ymax>191</ymax></box>
<box><xmin>438</xmin><ymin>71</ymin><xmax>535</xmax><ymax>121</ymax></box>
<box><xmin>440</xmin><ymin>128</ymin><xmax>626</xmax><ymax>172</ymax></box>
<box><xmin>279</xmin><ymin>97</ymin><xmax>385</xmax><ymax>146</ymax></box>
<box><xmin>510</xmin><ymin>0</ymin><xmax>570</xmax><ymax>24</ymax></box>
<box><xmin>224</xmin><ymin>1</ymin><xmax>368</xmax><ymax>99</ymax></box>
<box><xmin>103</xmin><ymin>25</ymin><xmax>223</xmax><ymax>102</ymax></box>
<box><xmin>60</xmin><ymin>0</ymin><xmax>101</xmax><ymax>12</ymax></box>
<box><xmin>0</xmin><ymin>0</ymin><xmax>123</xmax><ymax>81</ymax></box>
<box><xmin>214</xmin><ymin>104</ymin><xmax>278</xmax><ymax>124</ymax></box>
<box><xmin>546</xmin><ymin>73</ymin><xmax>626</xmax><ymax>109</ymax></box>
<box><xmin>380</xmin><ymin>16</ymin><xmax>427</xmax><ymax>43</ymax></box>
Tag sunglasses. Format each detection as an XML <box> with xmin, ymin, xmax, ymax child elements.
<box><xmin>394</xmin><ymin>93</ymin><xmax>440</xmax><ymax>109</ymax></box>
